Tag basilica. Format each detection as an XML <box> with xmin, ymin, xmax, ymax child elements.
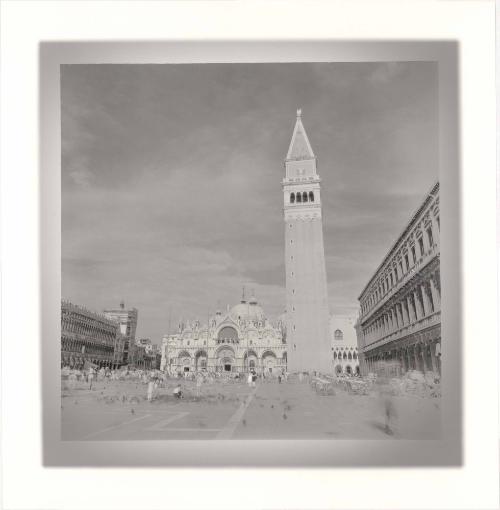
<box><xmin>160</xmin><ymin>291</ymin><xmax>287</xmax><ymax>375</ymax></box>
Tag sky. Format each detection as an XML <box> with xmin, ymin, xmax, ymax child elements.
<box><xmin>61</xmin><ymin>62</ymin><xmax>438</xmax><ymax>343</ymax></box>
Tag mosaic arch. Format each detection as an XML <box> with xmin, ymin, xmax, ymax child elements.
<box><xmin>215</xmin><ymin>345</ymin><xmax>236</xmax><ymax>372</ymax></box>
<box><xmin>243</xmin><ymin>349</ymin><xmax>258</xmax><ymax>370</ymax></box>
<box><xmin>217</xmin><ymin>326</ymin><xmax>239</xmax><ymax>344</ymax></box>
<box><xmin>177</xmin><ymin>350</ymin><xmax>191</xmax><ymax>372</ymax></box>
<box><xmin>194</xmin><ymin>349</ymin><xmax>208</xmax><ymax>370</ymax></box>
<box><xmin>261</xmin><ymin>350</ymin><xmax>277</xmax><ymax>373</ymax></box>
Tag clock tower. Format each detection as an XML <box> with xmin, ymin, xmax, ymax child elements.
<box><xmin>283</xmin><ymin>110</ymin><xmax>331</xmax><ymax>373</ymax></box>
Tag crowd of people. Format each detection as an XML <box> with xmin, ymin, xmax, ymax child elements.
<box><xmin>61</xmin><ymin>364</ymin><xmax>393</xmax><ymax>406</ymax></box>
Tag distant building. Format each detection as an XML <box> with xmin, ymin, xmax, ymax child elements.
<box><xmin>161</xmin><ymin>291</ymin><xmax>286</xmax><ymax>374</ymax></box>
<box><xmin>135</xmin><ymin>338</ymin><xmax>159</xmax><ymax>369</ymax></box>
<box><xmin>103</xmin><ymin>301</ymin><xmax>138</xmax><ymax>367</ymax></box>
<box><xmin>355</xmin><ymin>182</ymin><xmax>441</xmax><ymax>377</ymax></box>
<box><xmin>61</xmin><ymin>300</ymin><xmax>122</xmax><ymax>369</ymax></box>
<box><xmin>330</xmin><ymin>316</ymin><xmax>360</xmax><ymax>375</ymax></box>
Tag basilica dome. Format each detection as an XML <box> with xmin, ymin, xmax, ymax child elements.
<box><xmin>230</xmin><ymin>299</ymin><xmax>265</xmax><ymax>322</ymax></box>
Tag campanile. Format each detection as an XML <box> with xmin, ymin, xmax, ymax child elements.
<box><xmin>283</xmin><ymin>110</ymin><xmax>331</xmax><ymax>373</ymax></box>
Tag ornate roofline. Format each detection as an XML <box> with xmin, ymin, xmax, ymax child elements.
<box><xmin>357</xmin><ymin>180</ymin><xmax>439</xmax><ymax>300</ymax></box>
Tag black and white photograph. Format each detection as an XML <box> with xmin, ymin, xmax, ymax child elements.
<box><xmin>60</xmin><ymin>61</ymin><xmax>442</xmax><ymax>442</ymax></box>
<box><xmin>2</xmin><ymin>1</ymin><xmax>498</xmax><ymax>509</ymax></box>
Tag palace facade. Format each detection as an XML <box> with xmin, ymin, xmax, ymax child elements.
<box><xmin>61</xmin><ymin>300</ymin><xmax>124</xmax><ymax>369</ymax></box>
<box><xmin>355</xmin><ymin>182</ymin><xmax>441</xmax><ymax>377</ymax></box>
<box><xmin>330</xmin><ymin>316</ymin><xmax>360</xmax><ymax>376</ymax></box>
<box><xmin>161</xmin><ymin>292</ymin><xmax>286</xmax><ymax>375</ymax></box>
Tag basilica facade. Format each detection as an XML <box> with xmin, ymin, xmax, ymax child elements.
<box><xmin>161</xmin><ymin>292</ymin><xmax>287</xmax><ymax>375</ymax></box>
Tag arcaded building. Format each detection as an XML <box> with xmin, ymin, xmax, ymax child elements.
<box><xmin>161</xmin><ymin>292</ymin><xmax>286</xmax><ymax>375</ymax></box>
<box><xmin>355</xmin><ymin>182</ymin><xmax>441</xmax><ymax>377</ymax></box>
<box><xmin>61</xmin><ymin>300</ymin><xmax>123</xmax><ymax>369</ymax></box>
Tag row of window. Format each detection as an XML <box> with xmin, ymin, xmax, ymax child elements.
<box><xmin>333</xmin><ymin>351</ymin><xmax>357</xmax><ymax>360</ymax></box>
<box><xmin>289</xmin><ymin>191</ymin><xmax>315</xmax><ymax>204</ymax></box>
<box><xmin>62</xmin><ymin>318</ymin><xmax>116</xmax><ymax>343</ymax></box>
<box><xmin>361</xmin><ymin>220</ymin><xmax>438</xmax><ymax>315</ymax></box>
<box><xmin>61</xmin><ymin>338</ymin><xmax>113</xmax><ymax>355</ymax></box>
<box><xmin>364</xmin><ymin>278</ymin><xmax>439</xmax><ymax>341</ymax></box>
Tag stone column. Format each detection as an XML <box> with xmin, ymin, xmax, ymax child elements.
<box><xmin>402</xmin><ymin>300</ymin><xmax>410</xmax><ymax>325</ymax></box>
<box><xmin>420</xmin><ymin>282</ymin><xmax>432</xmax><ymax>316</ymax></box>
<box><xmin>394</xmin><ymin>305</ymin><xmax>400</xmax><ymax>327</ymax></box>
<box><xmin>430</xmin><ymin>215</ymin><xmax>440</xmax><ymax>247</ymax></box>
<box><xmin>412</xmin><ymin>346</ymin><xmax>419</xmax><ymax>371</ymax></box>
<box><xmin>406</xmin><ymin>295</ymin><xmax>415</xmax><ymax>323</ymax></box>
<box><xmin>422</xmin><ymin>225</ymin><xmax>431</xmax><ymax>252</ymax></box>
<box><xmin>397</xmin><ymin>303</ymin><xmax>405</xmax><ymax>327</ymax></box>
<box><xmin>430</xmin><ymin>274</ymin><xmax>441</xmax><ymax>310</ymax></box>
<box><xmin>429</xmin><ymin>341</ymin><xmax>438</xmax><ymax>373</ymax></box>
<box><xmin>413</xmin><ymin>289</ymin><xmax>424</xmax><ymax>320</ymax></box>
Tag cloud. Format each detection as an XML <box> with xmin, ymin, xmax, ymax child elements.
<box><xmin>61</xmin><ymin>62</ymin><xmax>438</xmax><ymax>342</ymax></box>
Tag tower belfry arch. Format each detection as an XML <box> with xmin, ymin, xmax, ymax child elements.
<box><xmin>283</xmin><ymin>109</ymin><xmax>331</xmax><ymax>373</ymax></box>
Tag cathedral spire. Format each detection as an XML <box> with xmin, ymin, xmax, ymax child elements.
<box><xmin>286</xmin><ymin>108</ymin><xmax>315</xmax><ymax>161</ymax></box>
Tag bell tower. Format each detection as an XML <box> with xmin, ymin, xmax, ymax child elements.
<box><xmin>283</xmin><ymin>109</ymin><xmax>331</xmax><ymax>373</ymax></box>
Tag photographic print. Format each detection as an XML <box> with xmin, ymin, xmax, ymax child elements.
<box><xmin>60</xmin><ymin>60</ymin><xmax>442</xmax><ymax>442</ymax></box>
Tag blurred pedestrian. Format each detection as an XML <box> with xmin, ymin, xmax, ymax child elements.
<box><xmin>147</xmin><ymin>377</ymin><xmax>155</xmax><ymax>402</ymax></box>
<box><xmin>251</xmin><ymin>369</ymin><xmax>257</xmax><ymax>388</ymax></box>
<box><xmin>88</xmin><ymin>366</ymin><xmax>95</xmax><ymax>390</ymax></box>
<box><xmin>377</xmin><ymin>376</ymin><xmax>397</xmax><ymax>435</ymax></box>
<box><xmin>173</xmin><ymin>384</ymin><xmax>183</xmax><ymax>399</ymax></box>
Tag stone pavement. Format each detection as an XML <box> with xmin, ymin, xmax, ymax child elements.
<box><xmin>61</xmin><ymin>378</ymin><xmax>441</xmax><ymax>440</ymax></box>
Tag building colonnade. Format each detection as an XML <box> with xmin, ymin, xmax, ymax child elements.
<box><xmin>357</xmin><ymin>183</ymin><xmax>441</xmax><ymax>378</ymax></box>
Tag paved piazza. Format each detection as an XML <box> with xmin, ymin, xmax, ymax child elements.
<box><xmin>61</xmin><ymin>378</ymin><xmax>441</xmax><ymax>440</ymax></box>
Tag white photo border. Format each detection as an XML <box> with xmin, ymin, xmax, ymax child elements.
<box><xmin>2</xmin><ymin>1</ymin><xmax>498</xmax><ymax>509</ymax></box>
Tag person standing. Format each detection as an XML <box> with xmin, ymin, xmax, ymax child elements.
<box><xmin>88</xmin><ymin>366</ymin><xmax>95</xmax><ymax>390</ymax></box>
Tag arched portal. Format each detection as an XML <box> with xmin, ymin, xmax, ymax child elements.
<box><xmin>243</xmin><ymin>350</ymin><xmax>258</xmax><ymax>371</ymax></box>
<box><xmin>346</xmin><ymin>365</ymin><xmax>352</xmax><ymax>375</ymax></box>
<box><xmin>261</xmin><ymin>350</ymin><xmax>277</xmax><ymax>374</ymax></box>
<box><xmin>216</xmin><ymin>345</ymin><xmax>236</xmax><ymax>372</ymax></box>
<box><xmin>177</xmin><ymin>350</ymin><xmax>191</xmax><ymax>372</ymax></box>
<box><xmin>335</xmin><ymin>364</ymin><xmax>343</xmax><ymax>375</ymax></box>
<box><xmin>194</xmin><ymin>350</ymin><xmax>208</xmax><ymax>371</ymax></box>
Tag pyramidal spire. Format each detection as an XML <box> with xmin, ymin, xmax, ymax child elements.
<box><xmin>286</xmin><ymin>108</ymin><xmax>315</xmax><ymax>161</ymax></box>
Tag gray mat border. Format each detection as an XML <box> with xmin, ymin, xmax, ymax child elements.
<box><xmin>40</xmin><ymin>40</ymin><xmax>461</xmax><ymax>467</ymax></box>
